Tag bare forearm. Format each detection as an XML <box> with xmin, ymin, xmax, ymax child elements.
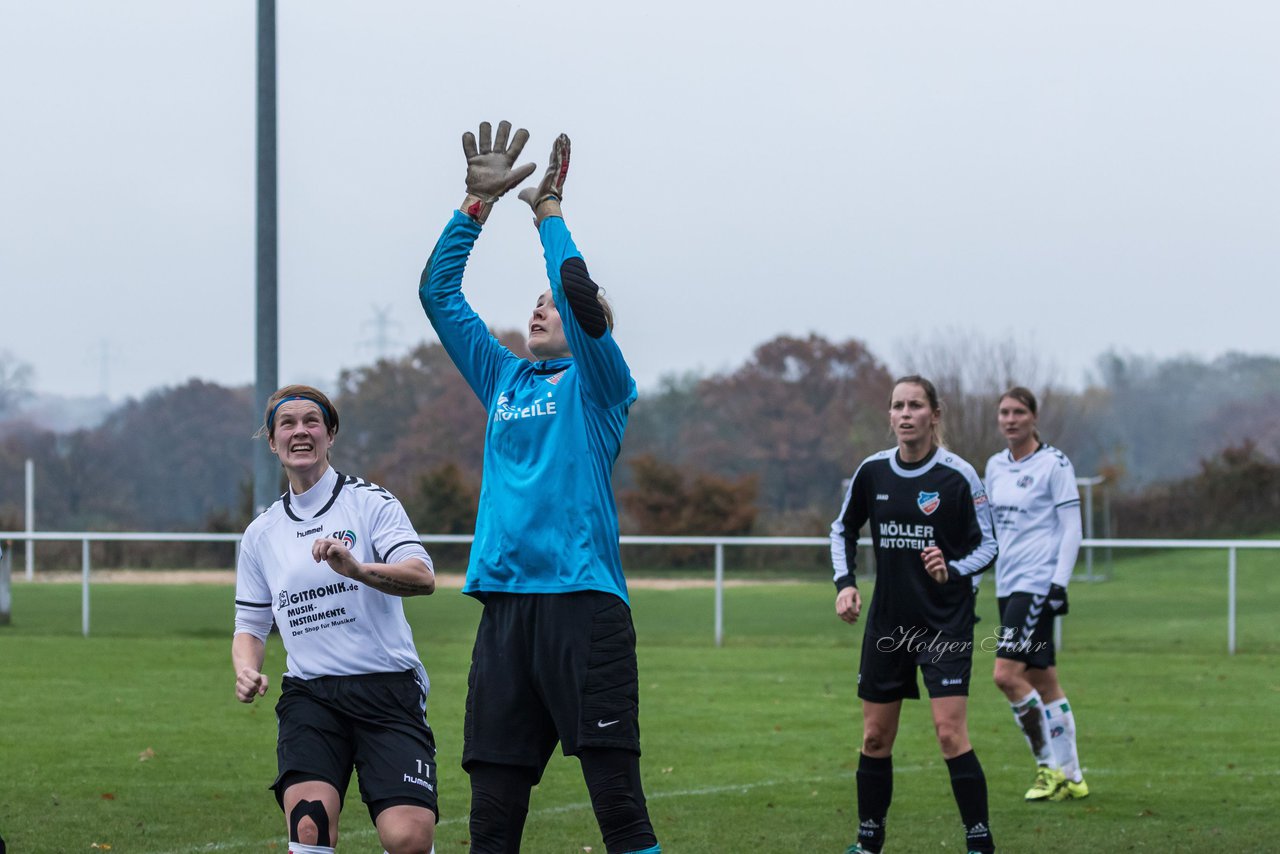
<box><xmin>348</xmin><ymin>558</ymin><xmax>436</xmax><ymax>597</ymax></box>
<box><xmin>232</xmin><ymin>633</ymin><xmax>265</xmax><ymax>675</ymax></box>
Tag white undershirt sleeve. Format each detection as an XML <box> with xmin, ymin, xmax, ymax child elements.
<box><xmin>1052</xmin><ymin>503</ymin><xmax>1083</xmax><ymax>588</ymax></box>
<box><xmin>234</xmin><ymin>605</ymin><xmax>274</xmax><ymax>641</ymax></box>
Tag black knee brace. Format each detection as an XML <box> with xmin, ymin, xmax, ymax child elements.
<box><xmin>289</xmin><ymin>799</ymin><xmax>331</xmax><ymax>847</ymax></box>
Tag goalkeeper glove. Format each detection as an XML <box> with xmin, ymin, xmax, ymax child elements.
<box><xmin>518</xmin><ymin>133</ymin><xmax>570</xmax><ymax>224</ymax></box>
<box><xmin>460</xmin><ymin>120</ymin><xmax>536</xmax><ymax>223</ymax></box>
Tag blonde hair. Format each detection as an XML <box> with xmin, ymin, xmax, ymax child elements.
<box><xmin>597</xmin><ymin>289</ymin><xmax>615</xmax><ymax>331</ymax></box>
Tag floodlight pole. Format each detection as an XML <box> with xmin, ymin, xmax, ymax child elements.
<box><xmin>253</xmin><ymin>0</ymin><xmax>279</xmax><ymax>515</ymax></box>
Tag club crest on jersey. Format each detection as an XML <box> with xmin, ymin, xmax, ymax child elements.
<box><xmin>330</xmin><ymin>530</ymin><xmax>357</xmax><ymax>549</ymax></box>
<box><xmin>1017</xmin><ymin>475</ymin><xmax>1035</xmax><ymax>488</ymax></box>
<box><xmin>545</xmin><ymin>370</ymin><xmax>566</xmax><ymax>385</ymax></box>
<box><xmin>917</xmin><ymin>491</ymin><xmax>941</xmax><ymax>515</ymax></box>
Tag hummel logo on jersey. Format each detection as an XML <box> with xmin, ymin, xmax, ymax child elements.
<box><xmin>596</xmin><ymin>719</ymin><xmax>620</xmax><ymax>728</ymax></box>
<box><xmin>329</xmin><ymin>530</ymin><xmax>357</xmax><ymax>549</ymax></box>
<box><xmin>917</xmin><ymin>491</ymin><xmax>941</xmax><ymax>515</ymax></box>
<box><xmin>296</xmin><ymin>525</ymin><xmax>323</xmax><ymax>538</ymax></box>
<box><xmin>343</xmin><ymin>476</ymin><xmax>394</xmax><ymax>501</ymax></box>
<box><xmin>876</xmin><ymin>493</ymin><xmax>890</xmax><ymax>501</ymax></box>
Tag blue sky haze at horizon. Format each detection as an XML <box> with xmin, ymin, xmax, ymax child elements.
<box><xmin>2</xmin><ymin>1</ymin><xmax>1276</xmax><ymax>401</ymax></box>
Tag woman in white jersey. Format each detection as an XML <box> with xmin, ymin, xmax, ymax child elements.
<box><xmin>984</xmin><ymin>386</ymin><xmax>1088</xmax><ymax>802</ymax></box>
<box><xmin>830</xmin><ymin>376</ymin><xmax>999</xmax><ymax>854</ymax></box>
<box><xmin>232</xmin><ymin>385</ymin><xmax>438</xmax><ymax>854</ymax></box>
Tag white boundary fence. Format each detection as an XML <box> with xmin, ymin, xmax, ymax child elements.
<box><xmin>0</xmin><ymin>532</ymin><xmax>1275</xmax><ymax>653</ymax></box>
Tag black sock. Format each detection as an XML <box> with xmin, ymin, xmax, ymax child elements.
<box><xmin>946</xmin><ymin>750</ymin><xmax>994</xmax><ymax>853</ymax></box>
<box><xmin>856</xmin><ymin>753</ymin><xmax>893</xmax><ymax>852</ymax></box>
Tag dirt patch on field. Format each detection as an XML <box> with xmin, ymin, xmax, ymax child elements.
<box><xmin>17</xmin><ymin>570</ymin><xmax>796</xmax><ymax>589</ymax></box>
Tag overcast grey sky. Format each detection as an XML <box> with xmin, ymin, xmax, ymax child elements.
<box><xmin>2</xmin><ymin>1</ymin><xmax>1277</xmax><ymax>401</ymax></box>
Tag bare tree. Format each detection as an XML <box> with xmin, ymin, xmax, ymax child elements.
<box><xmin>0</xmin><ymin>351</ymin><xmax>34</xmax><ymax>418</ymax></box>
<box><xmin>895</xmin><ymin>328</ymin><xmax>1083</xmax><ymax>471</ymax></box>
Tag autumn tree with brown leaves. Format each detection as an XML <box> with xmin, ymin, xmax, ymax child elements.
<box><xmin>640</xmin><ymin>334</ymin><xmax>893</xmax><ymax>534</ymax></box>
<box><xmin>334</xmin><ymin>330</ymin><xmax>532</xmax><ymax>501</ymax></box>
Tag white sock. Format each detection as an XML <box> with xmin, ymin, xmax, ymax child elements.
<box><xmin>288</xmin><ymin>844</ymin><xmax>334</xmax><ymax>854</ymax></box>
<box><xmin>1010</xmin><ymin>689</ymin><xmax>1053</xmax><ymax>766</ymax></box>
<box><xmin>1045</xmin><ymin>697</ymin><xmax>1082</xmax><ymax>781</ymax></box>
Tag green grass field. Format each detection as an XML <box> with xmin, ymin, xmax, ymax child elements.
<box><xmin>0</xmin><ymin>547</ymin><xmax>1276</xmax><ymax>853</ymax></box>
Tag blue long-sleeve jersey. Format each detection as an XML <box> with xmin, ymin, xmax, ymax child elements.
<box><xmin>419</xmin><ymin>210</ymin><xmax>637</xmax><ymax>603</ymax></box>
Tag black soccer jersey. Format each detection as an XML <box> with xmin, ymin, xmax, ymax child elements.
<box><xmin>830</xmin><ymin>447</ymin><xmax>997</xmax><ymax>639</ymax></box>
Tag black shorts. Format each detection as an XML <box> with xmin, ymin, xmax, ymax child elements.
<box><xmin>272</xmin><ymin>670</ymin><xmax>439</xmax><ymax>821</ymax></box>
<box><xmin>857</xmin><ymin>623</ymin><xmax>974</xmax><ymax>702</ymax></box>
<box><xmin>996</xmin><ymin>593</ymin><xmax>1057</xmax><ymax>669</ymax></box>
<box><xmin>463</xmin><ymin>591</ymin><xmax>640</xmax><ymax>780</ymax></box>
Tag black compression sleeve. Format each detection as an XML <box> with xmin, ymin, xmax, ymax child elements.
<box><xmin>560</xmin><ymin>257</ymin><xmax>609</xmax><ymax>339</ymax></box>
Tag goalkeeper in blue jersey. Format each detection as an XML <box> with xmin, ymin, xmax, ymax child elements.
<box><xmin>418</xmin><ymin>122</ymin><xmax>660</xmax><ymax>854</ymax></box>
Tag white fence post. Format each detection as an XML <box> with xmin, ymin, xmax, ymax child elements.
<box><xmin>1077</xmin><ymin>476</ymin><xmax>1105</xmax><ymax>582</ymax></box>
<box><xmin>714</xmin><ymin>542</ymin><xmax>724</xmax><ymax>648</ymax></box>
<box><xmin>0</xmin><ymin>541</ymin><xmax>11</xmax><ymax>626</ymax></box>
<box><xmin>25</xmin><ymin>459</ymin><xmax>34</xmax><ymax>580</ymax></box>
<box><xmin>82</xmin><ymin>538</ymin><xmax>91</xmax><ymax>638</ymax></box>
<box><xmin>1228</xmin><ymin>547</ymin><xmax>1237</xmax><ymax>656</ymax></box>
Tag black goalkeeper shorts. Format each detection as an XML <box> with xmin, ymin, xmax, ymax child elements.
<box><xmin>462</xmin><ymin>591</ymin><xmax>641</xmax><ymax>780</ymax></box>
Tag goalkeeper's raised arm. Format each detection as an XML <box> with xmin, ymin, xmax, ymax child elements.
<box><xmin>517</xmin><ymin>132</ymin><xmax>632</xmax><ymax>410</ymax></box>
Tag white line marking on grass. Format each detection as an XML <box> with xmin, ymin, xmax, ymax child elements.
<box><xmin>158</xmin><ymin>770</ymin><xmax>887</xmax><ymax>854</ymax></box>
<box><xmin>174</xmin><ymin>761</ymin><xmax>1278</xmax><ymax>851</ymax></box>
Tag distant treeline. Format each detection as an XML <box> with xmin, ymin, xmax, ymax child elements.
<box><xmin>2</xmin><ymin>335</ymin><xmax>1279</xmax><ymax>568</ymax></box>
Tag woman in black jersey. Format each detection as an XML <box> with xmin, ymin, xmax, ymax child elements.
<box><xmin>830</xmin><ymin>375</ymin><xmax>999</xmax><ymax>854</ymax></box>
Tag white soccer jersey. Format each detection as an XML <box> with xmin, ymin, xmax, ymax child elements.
<box><xmin>985</xmin><ymin>444</ymin><xmax>1081</xmax><ymax>597</ymax></box>
<box><xmin>235</xmin><ymin>466</ymin><xmax>433</xmax><ymax>685</ymax></box>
